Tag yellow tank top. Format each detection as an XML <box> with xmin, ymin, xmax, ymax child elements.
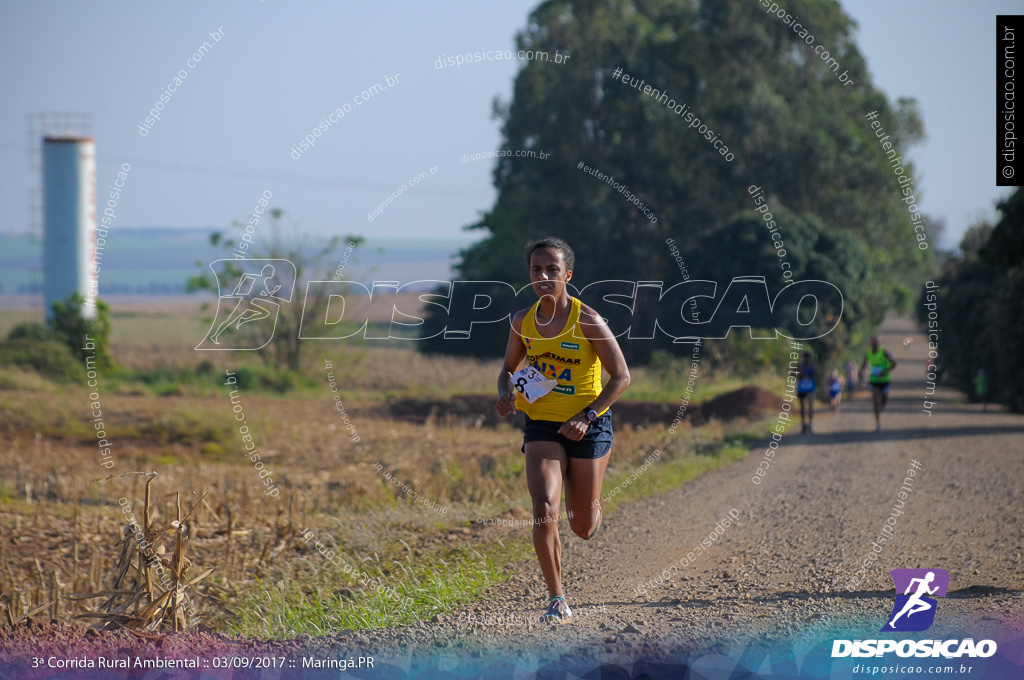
<box><xmin>516</xmin><ymin>296</ymin><xmax>606</xmax><ymax>422</ymax></box>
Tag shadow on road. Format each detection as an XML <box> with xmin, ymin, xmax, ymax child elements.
<box><xmin>631</xmin><ymin>584</ymin><xmax>1020</xmax><ymax>609</ymax></box>
<box><xmin>788</xmin><ymin>424</ymin><xmax>1024</xmax><ymax>447</ymax></box>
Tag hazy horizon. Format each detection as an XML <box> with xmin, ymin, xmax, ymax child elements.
<box><xmin>1</xmin><ymin>1</ymin><xmax>1016</xmax><ymax>254</ymax></box>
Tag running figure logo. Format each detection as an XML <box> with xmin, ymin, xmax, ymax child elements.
<box><xmin>196</xmin><ymin>259</ymin><xmax>296</xmax><ymax>350</ymax></box>
<box><xmin>881</xmin><ymin>568</ymin><xmax>949</xmax><ymax>632</ymax></box>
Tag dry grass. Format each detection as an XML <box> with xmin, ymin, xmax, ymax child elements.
<box><xmin>0</xmin><ymin>302</ymin><xmax>777</xmax><ymax>634</ymax></box>
<box><xmin>0</xmin><ymin>383</ymin><xmax>681</xmax><ymax>632</ymax></box>
<box><xmin>68</xmin><ymin>473</ymin><xmax>212</xmax><ymax>632</ymax></box>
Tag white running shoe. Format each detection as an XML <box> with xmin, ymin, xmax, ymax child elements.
<box><xmin>540</xmin><ymin>596</ymin><xmax>572</xmax><ymax>624</ymax></box>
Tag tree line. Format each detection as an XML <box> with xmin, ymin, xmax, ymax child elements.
<box><xmin>921</xmin><ymin>189</ymin><xmax>1024</xmax><ymax>412</ymax></box>
<box><xmin>416</xmin><ymin>0</ymin><xmax>935</xmax><ymax>372</ymax></box>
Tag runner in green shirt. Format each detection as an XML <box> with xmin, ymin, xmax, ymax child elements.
<box><xmin>859</xmin><ymin>336</ymin><xmax>898</xmax><ymax>432</ymax></box>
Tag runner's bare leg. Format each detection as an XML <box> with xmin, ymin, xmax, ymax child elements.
<box><xmin>525</xmin><ymin>441</ymin><xmax>568</xmax><ymax>597</ymax></box>
<box><xmin>564</xmin><ymin>454</ymin><xmax>610</xmax><ymax>539</ymax></box>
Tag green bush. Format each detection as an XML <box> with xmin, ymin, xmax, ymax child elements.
<box><xmin>138</xmin><ymin>410</ymin><xmax>232</xmax><ymax>445</ymax></box>
<box><xmin>650</xmin><ymin>329</ymin><xmax>791</xmax><ymax>381</ymax></box>
<box><xmin>154</xmin><ymin>382</ymin><xmax>184</xmax><ymax>397</ymax></box>
<box><xmin>0</xmin><ymin>297</ymin><xmax>114</xmax><ymax>385</ymax></box>
<box><xmin>234</xmin><ymin>365</ymin><xmax>310</xmax><ymax>393</ymax></box>
<box><xmin>0</xmin><ymin>338</ymin><xmax>85</xmax><ymax>383</ymax></box>
<box><xmin>49</xmin><ymin>293</ymin><xmax>114</xmax><ymax>371</ymax></box>
<box><xmin>7</xmin><ymin>322</ymin><xmax>53</xmax><ymax>343</ymax></box>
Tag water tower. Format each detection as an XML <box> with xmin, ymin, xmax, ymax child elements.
<box><xmin>30</xmin><ymin>113</ymin><xmax>96</xmax><ymax>319</ymax></box>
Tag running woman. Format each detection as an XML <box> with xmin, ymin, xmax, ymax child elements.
<box><xmin>796</xmin><ymin>351</ymin><xmax>816</xmax><ymax>433</ymax></box>
<box><xmin>495</xmin><ymin>238</ymin><xmax>631</xmax><ymax>624</ymax></box>
<box><xmin>844</xmin><ymin>360</ymin><xmax>858</xmax><ymax>399</ymax></box>
<box><xmin>859</xmin><ymin>335</ymin><xmax>898</xmax><ymax>431</ymax></box>
<box><xmin>828</xmin><ymin>369</ymin><xmax>843</xmax><ymax>413</ymax></box>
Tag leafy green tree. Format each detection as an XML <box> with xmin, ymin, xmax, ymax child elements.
<box><xmin>701</xmin><ymin>210</ymin><xmax>875</xmax><ymax>371</ymax></box>
<box><xmin>420</xmin><ymin>0</ymin><xmax>931</xmax><ymax>364</ymax></box>
<box><xmin>926</xmin><ymin>190</ymin><xmax>1024</xmax><ymax>411</ymax></box>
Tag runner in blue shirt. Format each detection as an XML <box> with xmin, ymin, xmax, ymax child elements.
<box><xmin>828</xmin><ymin>369</ymin><xmax>842</xmax><ymax>413</ymax></box>
<box><xmin>797</xmin><ymin>352</ymin><xmax>816</xmax><ymax>434</ymax></box>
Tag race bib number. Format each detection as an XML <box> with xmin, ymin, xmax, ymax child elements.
<box><xmin>871</xmin><ymin>366</ymin><xmax>885</xmax><ymax>377</ymax></box>
<box><xmin>511</xmin><ymin>366</ymin><xmax>558</xmax><ymax>404</ymax></box>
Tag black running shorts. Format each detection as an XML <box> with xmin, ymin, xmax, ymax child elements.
<box><xmin>521</xmin><ymin>410</ymin><xmax>613</xmax><ymax>459</ymax></box>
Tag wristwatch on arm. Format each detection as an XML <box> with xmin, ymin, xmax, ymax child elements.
<box><xmin>585</xmin><ymin>408</ymin><xmax>599</xmax><ymax>422</ymax></box>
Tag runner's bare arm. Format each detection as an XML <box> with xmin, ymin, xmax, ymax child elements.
<box><xmin>557</xmin><ymin>303</ymin><xmax>631</xmax><ymax>439</ymax></box>
<box><xmin>496</xmin><ymin>310</ymin><xmax>529</xmax><ymax>416</ymax></box>
<box><xmin>884</xmin><ymin>349</ymin><xmax>898</xmax><ymax>375</ymax></box>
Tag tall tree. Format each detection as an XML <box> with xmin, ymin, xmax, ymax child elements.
<box><xmin>421</xmin><ymin>0</ymin><xmax>930</xmax><ymax>362</ymax></box>
<box><xmin>926</xmin><ymin>189</ymin><xmax>1024</xmax><ymax>412</ymax></box>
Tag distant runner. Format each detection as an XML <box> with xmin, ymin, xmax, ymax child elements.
<box><xmin>844</xmin><ymin>360</ymin><xmax>858</xmax><ymax>399</ymax></box>
<box><xmin>797</xmin><ymin>352</ymin><xmax>816</xmax><ymax>434</ymax></box>
<box><xmin>495</xmin><ymin>237</ymin><xmax>631</xmax><ymax>625</ymax></box>
<box><xmin>828</xmin><ymin>369</ymin><xmax>843</xmax><ymax>413</ymax></box>
<box><xmin>860</xmin><ymin>336</ymin><xmax>898</xmax><ymax>432</ymax></box>
<box><xmin>975</xmin><ymin>368</ymin><xmax>988</xmax><ymax>412</ymax></box>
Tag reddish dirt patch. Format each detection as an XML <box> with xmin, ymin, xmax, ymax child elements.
<box><xmin>384</xmin><ymin>386</ymin><xmax>780</xmax><ymax>430</ymax></box>
<box><xmin>699</xmin><ymin>385</ymin><xmax>780</xmax><ymax>423</ymax></box>
<box><xmin>385</xmin><ymin>394</ymin><xmax>514</xmax><ymax>428</ymax></box>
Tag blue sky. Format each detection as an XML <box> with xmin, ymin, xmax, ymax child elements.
<box><xmin>0</xmin><ymin>0</ymin><xmax>1016</xmax><ymax>251</ymax></box>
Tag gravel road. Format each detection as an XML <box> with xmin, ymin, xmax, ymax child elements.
<box><xmin>3</xmin><ymin>317</ymin><xmax>1021</xmax><ymax>678</ymax></box>
<box><xmin>362</xmin><ymin>316</ymin><xmax>1024</xmax><ymax>671</ymax></box>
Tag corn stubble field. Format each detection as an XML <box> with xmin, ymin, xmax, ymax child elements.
<box><xmin>0</xmin><ymin>301</ymin><xmax>779</xmax><ymax>639</ymax></box>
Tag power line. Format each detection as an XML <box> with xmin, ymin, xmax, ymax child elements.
<box><xmin>0</xmin><ymin>140</ymin><xmax>493</xmax><ymax>199</ymax></box>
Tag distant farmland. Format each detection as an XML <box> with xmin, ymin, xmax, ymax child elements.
<box><xmin>0</xmin><ymin>229</ymin><xmax>477</xmax><ymax>300</ymax></box>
